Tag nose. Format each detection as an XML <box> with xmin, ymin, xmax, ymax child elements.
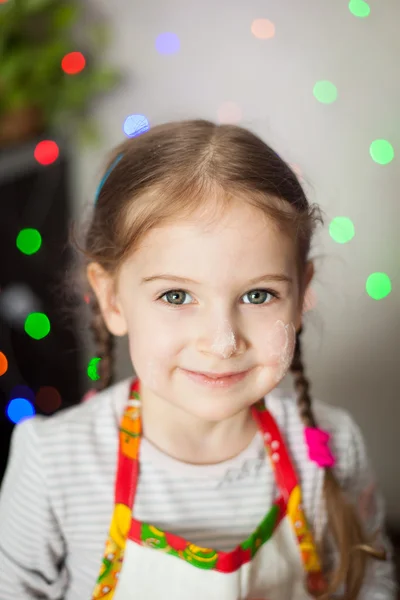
<box><xmin>197</xmin><ymin>318</ymin><xmax>245</xmax><ymax>359</ymax></box>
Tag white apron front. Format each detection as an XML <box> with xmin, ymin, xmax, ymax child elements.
<box><xmin>113</xmin><ymin>515</ymin><xmax>313</xmax><ymax>600</ymax></box>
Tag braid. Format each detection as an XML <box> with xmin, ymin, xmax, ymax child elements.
<box><xmin>290</xmin><ymin>327</ymin><xmax>386</xmax><ymax>599</ymax></box>
<box><xmin>290</xmin><ymin>326</ymin><xmax>316</xmax><ymax>428</ymax></box>
<box><xmin>89</xmin><ymin>293</ymin><xmax>115</xmax><ymax>392</ymax></box>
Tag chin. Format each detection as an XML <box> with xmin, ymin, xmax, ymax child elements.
<box><xmin>185</xmin><ymin>405</ymin><xmax>246</xmax><ymax>423</ymax></box>
<box><xmin>177</xmin><ymin>392</ymin><xmax>253</xmax><ymax>423</ymax></box>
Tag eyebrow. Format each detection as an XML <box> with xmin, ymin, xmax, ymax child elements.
<box><xmin>141</xmin><ymin>273</ymin><xmax>293</xmax><ymax>286</ymax></box>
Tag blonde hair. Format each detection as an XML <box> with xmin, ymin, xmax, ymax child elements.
<box><xmin>70</xmin><ymin>119</ymin><xmax>385</xmax><ymax>597</ymax></box>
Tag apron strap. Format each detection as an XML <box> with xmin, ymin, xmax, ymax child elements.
<box><xmin>251</xmin><ymin>401</ymin><xmax>298</xmax><ymax>502</ymax></box>
<box><xmin>251</xmin><ymin>399</ymin><xmax>327</xmax><ymax>595</ymax></box>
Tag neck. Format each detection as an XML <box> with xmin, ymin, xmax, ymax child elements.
<box><xmin>139</xmin><ymin>387</ymin><xmax>259</xmax><ymax>465</ymax></box>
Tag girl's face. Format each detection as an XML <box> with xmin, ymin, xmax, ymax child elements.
<box><xmin>90</xmin><ymin>200</ymin><xmax>313</xmax><ymax>422</ymax></box>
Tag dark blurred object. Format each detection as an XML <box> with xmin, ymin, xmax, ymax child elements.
<box><xmin>0</xmin><ymin>135</ymin><xmax>83</xmax><ymax>483</ymax></box>
<box><xmin>389</xmin><ymin>529</ymin><xmax>400</xmax><ymax>598</ymax></box>
<box><xmin>0</xmin><ymin>0</ymin><xmax>122</xmax><ymax>147</ymax></box>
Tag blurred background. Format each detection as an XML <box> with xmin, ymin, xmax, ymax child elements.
<box><xmin>0</xmin><ymin>0</ymin><xmax>399</xmax><ymax>578</ymax></box>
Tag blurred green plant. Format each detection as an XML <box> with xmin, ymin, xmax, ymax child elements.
<box><xmin>0</xmin><ymin>0</ymin><xmax>123</xmax><ymax>146</ymax></box>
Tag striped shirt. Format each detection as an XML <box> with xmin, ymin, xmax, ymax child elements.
<box><xmin>0</xmin><ymin>377</ymin><xmax>396</xmax><ymax>599</ymax></box>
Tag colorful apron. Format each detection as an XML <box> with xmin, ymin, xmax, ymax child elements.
<box><xmin>91</xmin><ymin>378</ymin><xmax>327</xmax><ymax>600</ymax></box>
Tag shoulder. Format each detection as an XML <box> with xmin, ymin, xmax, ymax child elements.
<box><xmin>11</xmin><ymin>376</ymin><xmax>132</xmax><ymax>469</ymax></box>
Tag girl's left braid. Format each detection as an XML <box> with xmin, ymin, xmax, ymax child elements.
<box><xmin>89</xmin><ymin>292</ymin><xmax>115</xmax><ymax>391</ymax></box>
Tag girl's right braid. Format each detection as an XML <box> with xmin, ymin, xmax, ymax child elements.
<box><xmin>290</xmin><ymin>327</ymin><xmax>316</xmax><ymax>428</ymax></box>
<box><xmin>89</xmin><ymin>293</ymin><xmax>115</xmax><ymax>392</ymax></box>
<box><xmin>290</xmin><ymin>327</ymin><xmax>386</xmax><ymax>599</ymax></box>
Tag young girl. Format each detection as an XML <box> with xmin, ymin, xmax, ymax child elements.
<box><xmin>0</xmin><ymin>120</ymin><xmax>396</xmax><ymax>600</ymax></box>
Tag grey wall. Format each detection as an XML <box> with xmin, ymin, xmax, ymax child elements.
<box><xmin>72</xmin><ymin>0</ymin><xmax>400</xmax><ymax>524</ymax></box>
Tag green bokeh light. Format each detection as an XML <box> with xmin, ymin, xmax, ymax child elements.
<box><xmin>313</xmin><ymin>81</ymin><xmax>338</xmax><ymax>104</ymax></box>
<box><xmin>329</xmin><ymin>217</ymin><xmax>355</xmax><ymax>244</ymax></box>
<box><xmin>87</xmin><ymin>357</ymin><xmax>101</xmax><ymax>381</ymax></box>
<box><xmin>16</xmin><ymin>228</ymin><xmax>42</xmax><ymax>255</ymax></box>
<box><xmin>349</xmin><ymin>0</ymin><xmax>370</xmax><ymax>18</ymax></box>
<box><xmin>366</xmin><ymin>273</ymin><xmax>392</xmax><ymax>300</ymax></box>
<box><xmin>24</xmin><ymin>313</ymin><xmax>51</xmax><ymax>340</ymax></box>
<box><xmin>370</xmin><ymin>140</ymin><xmax>394</xmax><ymax>165</ymax></box>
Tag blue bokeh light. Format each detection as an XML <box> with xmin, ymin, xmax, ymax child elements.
<box><xmin>6</xmin><ymin>397</ymin><xmax>36</xmax><ymax>424</ymax></box>
<box><xmin>123</xmin><ymin>114</ymin><xmax>150</xmax><ymax>138</ymax></box>
<box><xmin>155</xmin><ymin>32</ymin><xmax>180</xmax><ymax>55</ymax></box>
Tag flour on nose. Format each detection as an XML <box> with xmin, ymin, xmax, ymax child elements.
<box><xmin>211</xmin><ymin>319</ymin><xmax>237</xmax><ymax>358</ymax></box>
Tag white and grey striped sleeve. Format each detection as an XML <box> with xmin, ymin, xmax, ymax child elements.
<box><xmin>0</xmin><ymin>418</ymin><xmax>69</xmax><ymax>600</ymax></box>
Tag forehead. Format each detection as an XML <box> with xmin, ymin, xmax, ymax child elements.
<box><xmin>121</xmin><ymin>201</ymin><xmax>297</xmax><ymax>284</ymax></box>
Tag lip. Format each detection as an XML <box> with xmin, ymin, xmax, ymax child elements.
<box><xmin>196</xmin><ymin>370</ymin><xmax>247</xmax><ymax>378</ymax></box>
<box><xmin>181</xmin><ymin>367</ymin><xmax>252</xmax><ymax>389</ymax></box>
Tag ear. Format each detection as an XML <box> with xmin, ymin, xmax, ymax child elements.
<box><xmin>86</xmin><ymin>262</ymin><xmax>128</xmax><ymax>337</ymax></box>
<box><xmin>295</xmin><ymin>260</ymin><xmax>315</xmax><ymax>332</ymax></box>
<box><xmin>304</xmin><ymin>260</ymin><xmax>315</xmax><ymax>291</ymax></box>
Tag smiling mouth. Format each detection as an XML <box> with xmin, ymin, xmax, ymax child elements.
<box><xmin>192</xmin><ymin>370</ymin><xmax>250</xmax><ymax>379</ymax></box>
<box><xmin>181</xmin><ymin>368</ymin><xmax>253</xmax><ymax>388</ymax></box>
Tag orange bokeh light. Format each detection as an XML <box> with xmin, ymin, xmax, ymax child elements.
<box><xmin>251</xmin><ymin>19</ymin><xmax>276</xmax><ymax>40</ymax></box>
<box><xmin>0</xmin><ymin>352</ymin><xmax>8</xmax><ymax>376</ymax></box>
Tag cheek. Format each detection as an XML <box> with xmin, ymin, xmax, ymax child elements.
<box><xmin>258</xmin><ymin>320</ymin><xmax>297</xmax><ymax>381</ymax></box>
<box><xmin>127</xmin><ymin>319</ymin><xmax>181</xmax><ymax>389</ymax></box>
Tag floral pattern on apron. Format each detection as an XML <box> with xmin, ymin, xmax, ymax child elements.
<box><xmin>91</xmin><ymin>378</ymin><xmax>326</xmax><ymax>600</ymax></box>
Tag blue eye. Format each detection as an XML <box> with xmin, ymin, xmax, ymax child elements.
<box><xmin>157</xmin><ymin>289</ymin><xmax>279</xmax><ymax>306</ymax></box>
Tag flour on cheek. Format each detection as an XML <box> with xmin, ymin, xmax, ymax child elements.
<box><xmin>264</xmin><ymin>320</ymin><xmax>297</xmax><ymax>383</ymax></box>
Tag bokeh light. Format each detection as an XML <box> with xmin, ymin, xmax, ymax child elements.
<box><xmin>370</xmin><ymin>140</ymin><xmax>394</xmax><ymax>165</ymax></box>
<box><xmin>61</xmin><ymin>51</ymin><xmax>86</xmax><ymax>74</ymax></box>
<box><xmin>0</xmin><ymin>283</ymin><xmax>41</xmax><ymax>328</ymax></box>
<box><xmin>251</xmin><ymin>19</ymin><xmax>276</xmax><ymax>39</ymax></box>
<box><xmin>366</xmin><ymin>273</ymin><xmax>392</xmax><ymax>300</ymax></box>
<box><xmin>349</xmin><ymin>0</ymin><xmax>370</xmax><ymax>18</ymax></box>
<box><xmin>16</xmin><ymin>228</ymin><xmax>42</xmax><ymax>255</ymax></box>
<box><xmin>123</xmin><ymin>114</ymin><xmax>150</xmax><ymax>138</ymax></box>
<box><xmin>35</xmin><ymin>386</ymin><xmax>62</xmax><ymax>414</ymax></box>
<box><xmin>156</xmin><ymin>32</ymin><xmax>180</xmax><ymax>54</ymax></box>
<box><xmin>6</xmin><ymin>398</ymin><xmax>36</xmax><ymax>424</ymax></box>
<box><xmin>0</xmin><ymin>352</ymin><xmax>8</xmax><ymax>376</ymax></box>
<box><xmin>313</xmin><ymin>81</ymin><xmax>338</xmax><ymax>104</ymax></box>
<box><xmin>329</xmin><ymin>217</ymin><xmax>355</xmax><ymax>244</ymax></box>
<box><xmin>24</xmin><ymin>312</ymin><xmax>51</xmax><ymax>340</ymax></box>
<box><xmin>217</xmin><ymin>102</ymin><xmax>242</xmax><ymax>124</ymax></box>
<box><xmin>34</xmin><ymin>141</ymin><xmax>59</xmax><ymax>165</ymax></box>
<box><xmin>88</xmin><ymin>357</ymin><xmax>101</xmax><ymax>381</ymax></box>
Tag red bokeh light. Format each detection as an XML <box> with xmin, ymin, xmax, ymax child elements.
<box><xmin>34</xmin><ymin>141</ymin><xmax>60</xmax><ymax>165</ymax></box>
<box><xmin>36</xmin><ymin>386</ymin><xmax>62</xmax><ymax>414</ymax></box>
<box><xmin>61</xmin><ymin>52</ymin><xmax>86</xmax><ymax>75</ymax></box>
